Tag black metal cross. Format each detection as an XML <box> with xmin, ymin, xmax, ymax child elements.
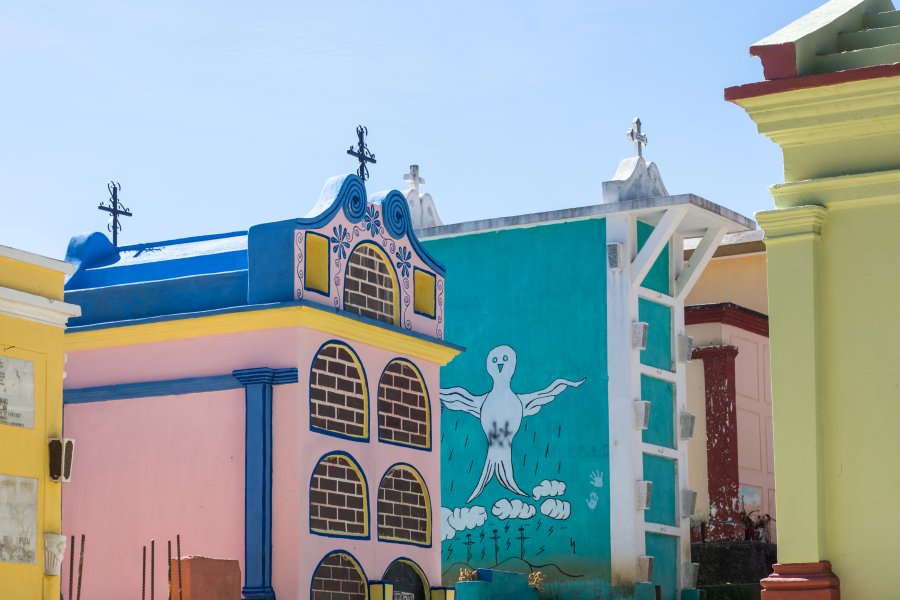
<box><xmin>97</xmin><ymin>181</ymin><xmax>132</xmax><ymax>247</ymax></box>
<box><xmin>347</xmin><ymin>125</ymin><xmax>376</xmax><ymax>181</ymax></box>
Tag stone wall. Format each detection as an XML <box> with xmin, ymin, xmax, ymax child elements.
<box><xmin>344</xmin><ymin>244</ymin><xmax>395</xmax><ymax>324</ymax></box>
<box><xmin>310</xmin><ymin>454</ymin><xmax>367</xmax><ymax>536</ymax></box>
<box><xmin>310</xmin><ymin>344</ymin><xmax>367</xmax><ymax>438</ymax></box>
<box><xmin>311</xmin><ymin>552</ymin><xmax>367</xmax><ymax>600</ymax></box>
<box><xmin>378</xmin><ymin>360</ymin><xmax>429</xmax><ymax>448</ymax></box>
<box><xmin>378</xmin><ymin>466</ymin><xmax>429</xmax><ymax>544</ymax></box>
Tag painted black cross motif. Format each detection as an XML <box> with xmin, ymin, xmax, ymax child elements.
<box><xmin>97</xmin><ymin>181</ymin><xmax>132</xmax><ymax>248</ymax></box>
<box><xmin>347</xmin><ymin>125</ymin><xmax>376</xmax><ymax>181</ymax></box>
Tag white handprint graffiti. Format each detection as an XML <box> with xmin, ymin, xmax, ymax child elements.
<box><xmin>589</xmin><ymin>470</ymin><xmax>604</xmax><ymax>488</ymax></box>
<box><xmin>586</xmin><ymin>491</ymin><xmax>599</xmax><ymax>511</ymax></box>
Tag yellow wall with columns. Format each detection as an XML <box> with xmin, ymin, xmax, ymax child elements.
<box><xmin>0</xmin><ymin>247</ymin><xmax>79</xmax><ymax>600</ymax></box>
<box><xmin>739</xmin><ymin>68</ymin><xmax>900</xmax><ymax>597</ymax></box>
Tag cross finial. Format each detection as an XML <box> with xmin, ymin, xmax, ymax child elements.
<box><xmin>626</xmin><ymin>117</ymin><xmax>648</xmax><ymax>158</ymax></box>
<box><xmin>97</xmin><ymin>181</ymin><xmax>132</xmax><ymax>248</ymax></box>
<box><xmin>346</xmin><ymin>125</ymin><xmax>376</xmax><ymax>181</ymax></box>
<box><xmin>403</xmin><ymin>164</ymin><xmax>426</xmax><ymax>197</ymax></box>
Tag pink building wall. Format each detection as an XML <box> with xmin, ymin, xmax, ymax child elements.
<box><xmin>726</xmin><ymin>324</ymin><xmax>776</xmax><ymax>539</ymax></box>
<box><xmin>63</xmin><ymin>326</ymin><xmax>442</xmax><ymax>599</ymax></box>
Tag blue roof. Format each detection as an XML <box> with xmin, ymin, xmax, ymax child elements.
<box><xmin>63</xmin><ymin>174</ymin><xmax>448</xmax><ymax>333</ymax></box>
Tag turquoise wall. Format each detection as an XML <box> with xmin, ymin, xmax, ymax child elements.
<box><xmin>424</xmin><ymin>220</ymin><xmax>613</xmax><ymax>599</ymax></box>
<box><xmin>425</xmin><ymin>217</ymin><xmax>680</xmax><ymax>600</ymax></box>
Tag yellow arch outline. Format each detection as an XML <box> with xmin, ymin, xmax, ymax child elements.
<box><xmin>377</xmin><ymin>464</ymin><xmax>432</xmax><ymax>546</ymax></box>
<box><xmin>378</xmin><ymin>359</ymin><xmax>431</xmax><ymax>450</ymax></box>
<box><xmin>310</xmin><ymin>452</ymin><xmax>370</xmax><ymax>539</ymax></box>
<box><xmin>344</xmin><ymin>242</ymin><xmax>401</xmax><ymax>327</ymax></box>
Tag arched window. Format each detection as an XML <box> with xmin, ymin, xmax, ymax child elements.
<box><xmin>310</xmin><ymin>342</ymin><xmax>368</xmax><ymax>441</ymax></box>
<box><xmin>383</xmin><ymin>559</ymin><xmax>428</xmax><ymax>600</ymax></box>
<box><xmin>311</xmin><ymin>551</ymin><xmax>368</xmax><ymax>600</ymax></box>
<box><xmin>377</xmin><ymin>464</ymin><xmax>431</xmax><ymax>546</ymax></box>
<box><xmin>309</xmin><ymin>452</ymin><xmax>369</xmax><ymax>538</ymax></box>
<box><xmin>377</xmin><ymin>360</ymin><xmax>430</xmax><ymax>449</ymax></box>
<box><xmin>343</xmin><ymin>243</ymin><xmax>398</xmax><ymax>325</ymax></box>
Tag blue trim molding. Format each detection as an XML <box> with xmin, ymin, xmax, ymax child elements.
<box><xmin>64</xmin><ymin>374</ymin><xmax>242</xmax><ymax>404</ymax></box>
<box><xmin>235</xmin><ymin>367</ymin><xmax>298</xmax><ymax>600</ymax></box>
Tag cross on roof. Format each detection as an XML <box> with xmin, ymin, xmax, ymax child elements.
<box><xmin>627</xmin><ymin>117</ymin><xmax>648</xmax><ymax>158</ymax></box>
<box><xmin>97</xmin><ymin>181</ymin><xmax>132</xmax><ymax>248</ymax></box>
<box><xmin>346</xmin><ymin>125</ymin><xmax>376</xmax><ymax>181</ymax></box>
<box><xmin>403</xmin><ymin>164</ymin><xmax>425</xmax><ymax>197</ymax></box>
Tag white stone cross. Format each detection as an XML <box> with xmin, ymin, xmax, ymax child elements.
<box><xmin>626</xmin><ymin>118</ymin><xmax>648</xmax><ymax>158</ymax></box>
<box><xmin>403</xmin><ymin>164</ymin><xmax>426</xmax><ymax>197</ymax></box>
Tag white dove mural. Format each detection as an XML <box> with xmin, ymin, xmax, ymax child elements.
<box><xmin>440</xmin><ymin>345</ymin><xmax>584</xmax><ymax>502</ymax></box>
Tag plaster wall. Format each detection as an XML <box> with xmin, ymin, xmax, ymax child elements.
<box><xmin>63</xmin><ymin>325</ymin><xmax>442</xmax><ymax>599</ymax></box>
<box><xmin>817</xmin><ymin>201</ymin><xmax>900</xmax><ymax>597</ymax></box>
<box><xmin>684</xmin><ymin>253</ymin><xmax>768</xmax><ymax>315</ymax></box>
<box><xmin>0</xmin><ymin>254</ymin><xmax>72</xmax><ymax>600</ymax></box>
<box><xmin>0</xmin><ymin>314</ymin><xmax>65</xmax><ymax>600</ymax></box>
<box><xmin>726</xmin><ymin>324</ymin><xmax>774</xmax><ymax>538</ymax></box>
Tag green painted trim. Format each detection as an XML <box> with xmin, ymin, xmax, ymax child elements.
<box><xmin>756</xmin><ymin>206</ymin><xmax>827</xmax><ymax>241</ymax></box>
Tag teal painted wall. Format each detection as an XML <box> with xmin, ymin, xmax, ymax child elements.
<box><xmin>645</xmin><ymin>533</ymin><xmax>678</xmax><ymax>600</ymax></box>
<box><xmin>642</xmin><ymin>455</ymin><xmax>677</xmax><ymax>527</ymax></box>
<box><xmin>641</xmin><ymin>376</ymin><xmax>675</xmax><ymax>450</ymax></box>
<box><xmin>424</xmin><ymin>220</ymin><xmax>613</xmax><ymax>599</ymax></box>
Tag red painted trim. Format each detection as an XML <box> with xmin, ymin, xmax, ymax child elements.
<box><xmin>750</xmin><ymin>42</ymin><xmax>798</xmax><ymax>81</ymax></box>
<box><xmin>761</xmin><ymin>562</ymin><xmax>840</xmax><ymax>598</ymax></box>
<box><xmin>692</xmin><ymin>344</ymin><xmax>743</xmax><ymax>542</ymax></box>
<box><xmin>685</xmin><ymin>303</ymin><xmax>769</xmax><ymax>338</ymax></box>
<box><xmin>725</xmin><ymin>62</ymin><xmax>900</xmax><ymax>102</ymax></box>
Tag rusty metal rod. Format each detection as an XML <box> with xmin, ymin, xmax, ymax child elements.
<box><xmin>150</xmin><ymin>539</ymin><xmax>155</xmax><ymax>600</ymax></box>
<box><xmin>167</xmin><ymin>540</ymin><xmax>172</xmax><ymax>600</ymax></box>
<box><xmin>142</xmin><ymin>546</ymin><xmax>146</xmax><ymax>600</ymax></box>
<box><xmin>69</xmin><ymin>535</ymin><xmax>75</xmax><ymax>600</ymax></box>
<box><xmin>176</xmin><ymin>534</ymin><xmax>183</xmax><ymax>600</ymax></box>
<box><xmin>76</xmin><ymin>534</ymin><xmax>85</xmax><ymax>600</ymax></box>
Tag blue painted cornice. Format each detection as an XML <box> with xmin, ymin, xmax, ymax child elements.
<box><xmin>233</xmin><ymin>368</ymin><xmax>299</xmax><ymax>386</ymax></box>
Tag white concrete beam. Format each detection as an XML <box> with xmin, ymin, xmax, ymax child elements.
<box><xmin>630</xmin><ymin>207</ymin><xmax>687</xmax><ymax>287</ymax></box>
<box><xmin>674</xmin><ymin>226</ymin><xmax>728</xmax><ymax>300</ymax></box>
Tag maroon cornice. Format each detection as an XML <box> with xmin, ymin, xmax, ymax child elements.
<box><xmin>685</xmin><ymin>302</ymin><xmax>769</xmax><ymax>338</ymax></box>
<box><xmin>725</xmin><ymin>62</ymin><xmax>900</xmax><ymax>102</ymax></box>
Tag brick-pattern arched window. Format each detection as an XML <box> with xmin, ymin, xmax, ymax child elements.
<box><xmin>310</xmin><ymin>343</ymin><xmax>368</xmax><ymax>440</ymax></box>
<box><xmin>311</xmin><ymin>551</ymin><xmax>367</xmax><ymax>600</ymax></box>
<box><xmin>344</xmin><ymin>243</ymin><xmax>396</xmax><ymax>325</ymax></box>
<box><xmin>377</xmin><ymin>360</ymin><xmax>430</xmax><ymax>449</ymax></box>
<box><xmin>310</xmin><ymin>453</ymin><xmax>368</xmax><ymax>538</ymax></box>
<box><xmin>377</xmin><ymin>464</ymin><xmax>430</xmax><ymax>546</ymax></box>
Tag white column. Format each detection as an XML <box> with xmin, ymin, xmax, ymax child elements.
<box><xmin>606</xmin><ymin>214</ymin><xmax>645</xmax><ymax>584</ymax></box>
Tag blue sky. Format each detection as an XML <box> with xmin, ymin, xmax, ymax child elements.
<box><xmin>1</xmin><ymin>1</ymin><xmax>825</xmax><ymax>259</ymax></box>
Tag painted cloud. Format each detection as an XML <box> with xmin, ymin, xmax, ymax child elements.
<box><xmin>540</xmin><ymin>498</ymin><xmax>571</xmax><ymax>520</ymax></box>
<box><xmin>532</xmin><ymin>479</ymin><xmax>567</xmax><ymax>500</ymax></box>
<box><xmin>441</xmin><ymin>505</ymin><xmax>487</xmax><ymax>541</ymax></box>
<box><xmin>492</xmin><ymin>498</ymin><xmax>536</xmax><ymax>520</ymax></box>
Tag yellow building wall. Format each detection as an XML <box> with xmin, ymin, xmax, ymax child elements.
<box><xmin>742</xmin><ymin>69</ymin><xmax>900</xmax><ymax>596</ymax></box>
<box><xmin>685</xmin><ymin>253</ymin><xmax>768</xmax><ymax>315</ymax></box>
<box><xmin>0</xmin><ymin>254</ymin><xmax>74</xmax><ymax>600</ymax></box>
<box><xmin>818</xmin><ymin>202</ymin><xmax>900</xmax><ymax>596</ymax></box>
